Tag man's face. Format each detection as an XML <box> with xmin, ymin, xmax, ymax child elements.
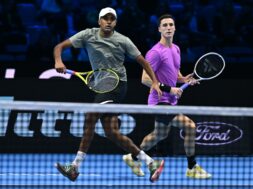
<box><xmin>98</xmin><ymin>14</ymin><xmax>117</xmax><ymax>33</ymax></box>
<box><xmin>158</xmin><ymin>18</ymin><xmax>175</xmax><ymax>39</ymax></box>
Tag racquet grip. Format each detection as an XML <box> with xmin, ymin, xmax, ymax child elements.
<box><xmin>180</xmin><ymin>83</ymin><xmax>190</xmax><ymax>90</ymax></box>
<box><xmin>66</xmin><ymin>69</ymin><xmax>75</xmax><ymax>74</ymax></box>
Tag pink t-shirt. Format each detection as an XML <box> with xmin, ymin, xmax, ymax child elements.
<box><xmin>146</xmin><ymin>42</ymin><xmax>181</xmax><ymax>105</ymax></box>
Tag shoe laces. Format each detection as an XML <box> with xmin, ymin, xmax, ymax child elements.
<box><xmin>148</xmin><ymin>161</ymin><xmax>158</xmax><ymax>173</ymax></box>
<box><xmin>64</xmin><ymin>164</ymin><xmax>76</xmax><ymax>172</ymax></box>
<box><xmin>194</xmin><ymin>165</ymin><xmax>208</xmax><ymax>174</ymax></box>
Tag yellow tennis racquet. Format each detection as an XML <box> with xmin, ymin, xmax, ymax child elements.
<box><xmin>66</xmin><ymin>68</ymin><xmax>120</xmax><ymax>93</ymax></box>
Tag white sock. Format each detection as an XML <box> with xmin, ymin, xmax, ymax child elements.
<box><xmin>72</xmin><ymin>151</ymin><xmax>86</xmax><ymax>168</ymax></box>
<box><xmin>136</xmin><ymin>150</ymin><xmax>154</xmax><ymax>166</ymax></box>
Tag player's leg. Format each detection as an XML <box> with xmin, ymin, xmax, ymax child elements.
<box><xmin>101</xmin><ymin>114</ymin><xmax>140</xmax><ymax>155</ymax></box>
<box><xmin>171</xmin><ymin>114</ymin><xmax>196</xmax><ymax>158</ymax></box>
<box><xmin>101</xmin><ymin>114</ymin><xmax>164</xmax><ymax>182</ymax></box>
<box><xmin>55</xmin><ymin>112</ymin><xmax>100</xmax><ymax>181</ymax></box>
<box><xmin>55</xmin><ymin>81</ymin><xmax>128</xmax><ymax>181</ymax></box>
<box><xmin>123</xmin><ymin>113</ymin><xmax>171</xmax><ymax>177</ymax></box>
<box><xmin>171</xmin><ymin>114</ymin><xmax>211</xmax><ymax>179</ymax></box>
<box><xmin>101</xmin><ymin>113</ymin><xmax>144</xmax><ymax>176</ymax></box>
<box><xmin>140</xmin><ymin>120</ymin><xmax>171</xmax><ymax>151</ymax></box>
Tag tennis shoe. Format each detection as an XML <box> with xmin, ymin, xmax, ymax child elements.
<box><xmin>122</xmin><ymin>154</ymin><xmax>145</xmax><ymax>176</ymax></box>
<box><xmin>55</xmin><ymin>162</ymin><xmax>79</xmax><ymax>181</ymax></box>
<box><xmin>148</xmin><ymin>159</ymin><xmax>165</xmax><ymax>182</ymax></box>
<box><xmin>186</xmin><ymin>164</ymin><xmax>212</xmax><ymax>179</ymax></box>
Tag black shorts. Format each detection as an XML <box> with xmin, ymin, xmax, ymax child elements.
<box><xmin>94</xmin><ymin>81</ymin><xmax>127</xmax><ymax>104</ymax></box>
<box><xmin>93</xmin><ymin>81</ymin><xmax>127</xmax><ymax>119</ymax></box>
<box><xmin>155</xmin><ymin>102</ymin><xmax>174</xmax><ymax>125</ymax></box>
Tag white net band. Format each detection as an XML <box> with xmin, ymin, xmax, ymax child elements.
<box><xmin>1</xmin><ymin>100</ymin><xmax>253</xmax><ymax>117</ymax></box>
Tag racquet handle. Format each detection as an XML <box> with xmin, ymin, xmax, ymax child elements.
<box><xmin>180</xmin><ymin>83</ymin><xmax>190</xmax><ymax>90</ymax></box>
<box><xmin>66</xmin><ymin>69</ymin><xmax>75</xmax><ymax>74</ymax></box>
<box><xmin>175</xmin><ymin>83</ymin><xmax>189</xmax><ymax>100</ymax></box>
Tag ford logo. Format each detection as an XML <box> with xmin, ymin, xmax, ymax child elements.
<box><xmin>180</xmin><ymin>122</ymin><xmax>243</xmax><ymax>146</ymax></box>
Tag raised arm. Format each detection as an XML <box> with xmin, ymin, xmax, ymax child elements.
<box><xmin>54</xmin><ymin>39</ymin><xmax>73</xmax><ymax>73</ymax></box>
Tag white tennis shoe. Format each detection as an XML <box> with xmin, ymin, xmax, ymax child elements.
<box><xmin>186</xmin><ymin>164</ymin><xmax>212</xmax><ymax>179</ymax></box>
<box><xmin>122</xmin><ymin>154</ymin><xmax>145</xmax><ymax>176</ymax></box>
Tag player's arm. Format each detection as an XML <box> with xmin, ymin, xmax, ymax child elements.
<box><xmin>141</xmin><ymin>69</ymin><xmax>152</xmax><ymax>87</ymax></box>
<box><xmin>142</xmin><ymin>70</ymin><xmax>182</xmax><ymax>96</ymax></box>
<box><xmin>136</xmin><ymin>55</ymin><xmax>162</xmax><ymax>96</ymax></box>
<box><xmin>54</xmin><ymin>39</ymin><xmax>73</xmax><ymax>73</ymax></box>
<box><xmin>177</xmin><ymin>72</ymin><xmax>184</xmax><ymax>83</ymax></box>
<box><xmin>177</xmin><ymin>71</ymin><xmax>192</xmax><ymax>83</ymax></box>
<box><xmin>177</xmin><ymin>71</ymin><xmax>199</xmax><ymax>85</ymax></box>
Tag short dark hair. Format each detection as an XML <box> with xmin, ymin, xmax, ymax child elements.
<box><xmin>158</xmin><ymin>14</ymin><xmax>175</xmax><ymax>26</ymax></box>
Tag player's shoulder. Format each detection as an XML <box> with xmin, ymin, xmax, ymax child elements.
<box><xmin>84</xmin><ymin>27</ymin><xmax>99</xmax><ymax>34</ymax></box>
<box><xmin>113</xmin><ymin>30</ymin><xmax>129</xmax><ymax>40</ymax></box>
<box><xmin>147</xmin><ymin>42</ymin><xmax>162</xmax><ymax>54</ymax></box>
<box><xmin>70</xmin><ymin>28</ymin><xmax>99</xmax><ymax>41</ymax></box>
<box><xmin>145</xmin><ymin>43</ymin><xmax>161</xmax><ymax>60</ymax></box>
<box><xmin>172</xmin><ymin>43</ymin><xmax>180</xmax><ymax>53</ymax></box>
<box><xmin>77</xmin><ymin>27</ymin><xmax>98</xmax><ymax>34</ymax></box>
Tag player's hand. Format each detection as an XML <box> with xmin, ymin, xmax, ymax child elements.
<box><xmin>170</xmin><ymin>87</ymin><xmax>183</xmax><ymax>98</ymax></box>
<box><xmin>188</xmin><ymin>78</ymin><xmax>199</xmax><ymax>86</ymax></box>
<box><xmin>55</xmin><ymin>61</ymin><xmax>66</xmax><ymax>73</ymax></box>
<box><xmin>151</xmin><ymin>82</ymin><xmax>162</xmax><ymax>97</ymax></box>
<box><xmin>184</xmin><ymin>73</ymin><xmax>199</xmax><ymax>86</ymax></box>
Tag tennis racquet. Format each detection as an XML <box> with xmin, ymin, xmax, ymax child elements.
<box><xmin>66</xmin><ymin>68</ymin><xmax>120</xmax><ymax>93</ymax></box>
<box><xmin>180</xmin><ymin>52</ymin><xmax>225</xmax><ymax>90</ymax></box>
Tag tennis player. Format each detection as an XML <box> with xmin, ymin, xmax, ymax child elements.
<box><xmin>54</xmin><ymin>7</ymin><xmax>164</xmax><ymax>182</ymax></box>
<box><xmin>123</xmin><ymin>14</ymin><xmax>211</xmax><ymax>179</ymax></box>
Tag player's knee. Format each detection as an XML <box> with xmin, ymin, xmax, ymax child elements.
<box><xmin>189</xmin><ymin>122</ymin><xmax>196</xmax><ymax>130</ymax></box>
<box><xmin>184</xmin><ymin>118</ymin><xmax>195</xmax><ymax>128</ymax></box>
<box><xmin>85</xmin><ymin>113</ymin><xmax>100</xmax><ymax>123</ymax></box>
<box><xmin>104</xmin><ymin>129</ymin><xmax>118</xmax><ymax>140</ymax></box>
<box><xmin>156</xmin><ymin>131</ymin><xmax>168</xmax><ymax>140</ymax></box>
<box><xmin>184</xmin><ymin>120</ymin><xmax>196</xmax><ymax>135</ymax></box>
<box><xmin>104</xmin><ymin>129</ymin><xmax>112</xmax><ymax>138</ymax></box>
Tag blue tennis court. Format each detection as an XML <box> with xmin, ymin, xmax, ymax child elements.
<box><xmin>1</xmin><ymin>154</ymin><xmax>252</xmax><ymax>189</ymax></box>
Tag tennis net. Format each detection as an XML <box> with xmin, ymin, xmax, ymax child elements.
<box><xmin>0</xmin><ymin>100</ymin><xmax>252</xmax><ymax>189</ymax></box>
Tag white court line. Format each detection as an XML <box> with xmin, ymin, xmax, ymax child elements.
<box><xmin>0</xmin><ymin>173</ymin><xmax>101</xmax><ymax>177</ymax></box>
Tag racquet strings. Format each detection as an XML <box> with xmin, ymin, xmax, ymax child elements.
<box><xmin>195</xmin><ymin>54</ymin><xmax>225</xmax><ymax>79</ymax></box>
<box><xmin>87</xmin><ymin>70</ymin><xmax>119</xmax><ymax>93</ymax></box>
